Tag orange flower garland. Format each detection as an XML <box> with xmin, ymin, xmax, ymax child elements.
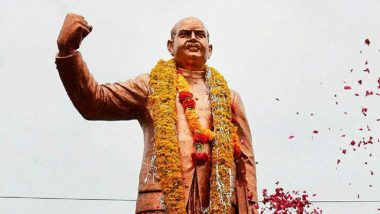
<box><xmin>149</xmin><ymin>59</ymin><xmax>242</xmax><ymax>213</ymax></box>
<box><xmin>177</xmin><ymin>72</ymin><xmax>215</xmax><ymax>165</ymax></box>
<box><xmin>149</xmin><ymin>59</ymin><xmax>187</xmax><ymax>213</ymax></box>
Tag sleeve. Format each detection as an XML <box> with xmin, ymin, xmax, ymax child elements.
<box><xmin>55</xmin><ymin>51</ymin><xmax>149</xmax><ymax>121</ymax></box>
<box><xmin>231</xmin><ymin>90</ymin><xmax>259</xmax><ymax>213</ymax></box>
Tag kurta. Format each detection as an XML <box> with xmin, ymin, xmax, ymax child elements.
<box><xmin>55</xmin><ymin>52</ymin><xmax>258</xmax><ymax>214</ymax></box>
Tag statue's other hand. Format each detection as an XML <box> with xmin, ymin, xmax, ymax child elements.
<box><xmin>57</xmin><ymin>13</ymin><xmax>93</xmax><ymax>57</ymax></box>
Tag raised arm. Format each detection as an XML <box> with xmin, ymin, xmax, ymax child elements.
<box><xmin>55</xmin><ymin>13</ymin><xmax>149</xmax><ymax>121</ymax></box>
<box><xmin>231</xmin><ymin>91</ymin><xmax>258</xmax><ymax>214</ymax></box>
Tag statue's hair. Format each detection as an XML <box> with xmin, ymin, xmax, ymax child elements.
<box><xmin>170</xmin><ymin>17</ymin><xmax>210</xmax><ymax>41</ymax></box>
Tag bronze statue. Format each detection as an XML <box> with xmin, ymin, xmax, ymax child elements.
<box><xmin>56</xmin><ymin>13</ymin><xmax>258</xmax><ymax>214</ymax></box>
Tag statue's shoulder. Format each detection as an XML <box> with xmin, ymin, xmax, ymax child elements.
<box><xmin>229</xmin><ymin>88</ymin><xmax>238</xmax><ymax>102</ymax></box>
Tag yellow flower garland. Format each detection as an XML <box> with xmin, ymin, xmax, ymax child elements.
<box><xmin>149</xmin><ymin>59</ymin><xmax>187</xmax><ymax>213</ymax></box>
<box><xmin>149</xmin><ymin>59</ymin><xmax>240</xmax><ymax>213</ymax></box>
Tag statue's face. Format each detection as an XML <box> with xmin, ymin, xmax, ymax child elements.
<box><xmin>167</xmin><ymin>18</ymin><xmax>212</xmax><ymax>70</ymax></box>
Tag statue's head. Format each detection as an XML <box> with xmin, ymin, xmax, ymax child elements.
<box><xmin>167</xmin><ymin>17</ymin><xmax>213</xmax><ymax>70</ymax></box>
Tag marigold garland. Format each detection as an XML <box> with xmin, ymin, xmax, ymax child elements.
<box><xmin>149</xmin><ymin>59</ymin><xmax>242</xmax><ymax>213</ymax></box>
<box><xmin>206</xmin><ymin>67</ymin><xmax>236</xmax><ymax>213</ymax></box>
<box><xmin>149</xmin><ymin>59</ymin><xmax>186</xmax><ymax>213</ymax></box>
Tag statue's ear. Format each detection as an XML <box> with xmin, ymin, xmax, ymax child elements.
<box><xmin>207</xmin><ymin>44</ymin><xmax>213</xmax><ymax>59</ymax></box>
<box><xmin>167</xmin><ymin>40</ymin><xmax>174</xmax><ymax>56</ymax></box>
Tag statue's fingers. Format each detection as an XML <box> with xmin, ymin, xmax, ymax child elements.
<box><xmin>77</xmin><ymin>19</ymin><xmax>93</xmax><ymax>33</ymax></box>
<box><xmin>79</xmin><ymin>24</ymin><xmax>91</xmax><ymax>39</ymax></box>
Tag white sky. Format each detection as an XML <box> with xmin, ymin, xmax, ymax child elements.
<box><xmin>1</xmin><ymin>0</ymin><xmax>380</xmax><ymax>213</ymax></box>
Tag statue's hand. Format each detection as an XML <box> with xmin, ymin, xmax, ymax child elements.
<box><xmin>57</xmin><ymin>13</ymin><xmax>93</xmax><ymax>57</ymax></box>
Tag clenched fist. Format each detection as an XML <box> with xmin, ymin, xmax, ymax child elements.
<box><xmin>57</xmin><ymin>13</ymin><xmax>93</xmax><ymax>57</ymax></box>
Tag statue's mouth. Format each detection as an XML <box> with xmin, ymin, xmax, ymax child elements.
<box><xmin>185</xmin><ymin>43</ymin><xmax>201</xmax><ymax>51</ymax></box>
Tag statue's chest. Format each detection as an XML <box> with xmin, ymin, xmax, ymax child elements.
<box><xmin>188</xmin><ymin>79</ymin><xmax>212</xmax><ymax>127</ymax></box>
<box><xmin>176</xmin><ymin>79</ymin><xmax>212</xmax><ymax>130</ymax></box>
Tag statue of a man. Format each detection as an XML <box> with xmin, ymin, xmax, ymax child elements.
<box><xmin>55</xmin><ymin>13</ymin><xmax>258</xmax><ymax>214</ymax></box>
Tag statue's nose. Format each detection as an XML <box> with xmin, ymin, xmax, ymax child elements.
<box><xmin>190</xmin><ymin>31</ymin><xmax>196</xmax><ymax>39</ymax></box>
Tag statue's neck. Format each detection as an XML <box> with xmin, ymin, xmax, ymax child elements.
<box><xmin>177</xmin><ymin>67</ymin><xmax>206</xmax><ymax>79</ymax></box>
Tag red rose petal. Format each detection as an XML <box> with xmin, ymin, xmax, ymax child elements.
<box><xmin>365</xmin><ymin>38</ymin><xmax>370</xmax><ymax>45</ymax></box>
<box><xmin>362</xmin><ymin>107</ymin><xmax>368</xmax><ymax>116</ymax></box>
<box><xmin>365</xmin><ymin>91</ymin><xmax>373</xmax><ymax>96</ymax></box>
<box><xmin>312</xmin><ymin>130</ymin><xmax>319</xmax><ymax>134</ymax></box>
<box><xmin>344</xmin><ymin>86</ymin><xmax>352</xmax><ymax>90</ymax></box>
<box><xmin>363</xmin><ymin>68</ymin><xmax>370</xmax><ymax>73</ymax></box>
<box><xmin>288</xmin><ymin>136</ymin><xmax>295</xmax><ymax>139</ymax></box>
<box><xmin>358</xmin><ymin>80</ymin><xmax>362</xmax><ymax>85</ymax></box>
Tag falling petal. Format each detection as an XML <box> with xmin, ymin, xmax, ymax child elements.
<box><xmin>362</xmin><ymin>107</ymin><xmax>368</xmax><ymax>116</ymax></box>
<box><xmin>355</xmin><ymin>93</ymin><xmax>360</xmax><ymax>96</ymax></box>
<box><xmin>365</xmin><ymin>38</ymin><xmax>370</xmax><ymax>46</ymax></box>
<box><xmin>344</xmin><ymin>86</ymin><xmax>352</xmax><ymax>90</ymax></box>
<box><xmin>365</xmin><ymin>91</ymin><xmax>373</xmax><ymax>96</ymax></box>
<box><xmin>358</xmin><ymin>80</ymin><xmax>362</xmax><ymax>85</ymax></box>
<box><xmin>363</xmin><ymin>68</ymin><xmax>370</xmax><ymax>73</ymax></box>
<box><xmin>312</xmin><ymin>130</ymin><xmax>319</xmax><ymax>134</ymax></box>
<box><xmin>288</xmin><ymin>136</ymin><xmax>295</xmax><ymax>139</ymax></box>
<box><xmin>371</xmin><ymin>171</ymin><xmax>374</xmax><ymax>175</ymax></box>
<box><xmin>337</xmin><ymin>159</ymin><xmax>341</xmax><ymax>164</ymax></box>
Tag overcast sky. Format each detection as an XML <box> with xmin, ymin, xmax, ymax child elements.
<box><xmin>1</xmin><ymin>0</ymin><xmax>380</xmax><ymax>213</ymax></box>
